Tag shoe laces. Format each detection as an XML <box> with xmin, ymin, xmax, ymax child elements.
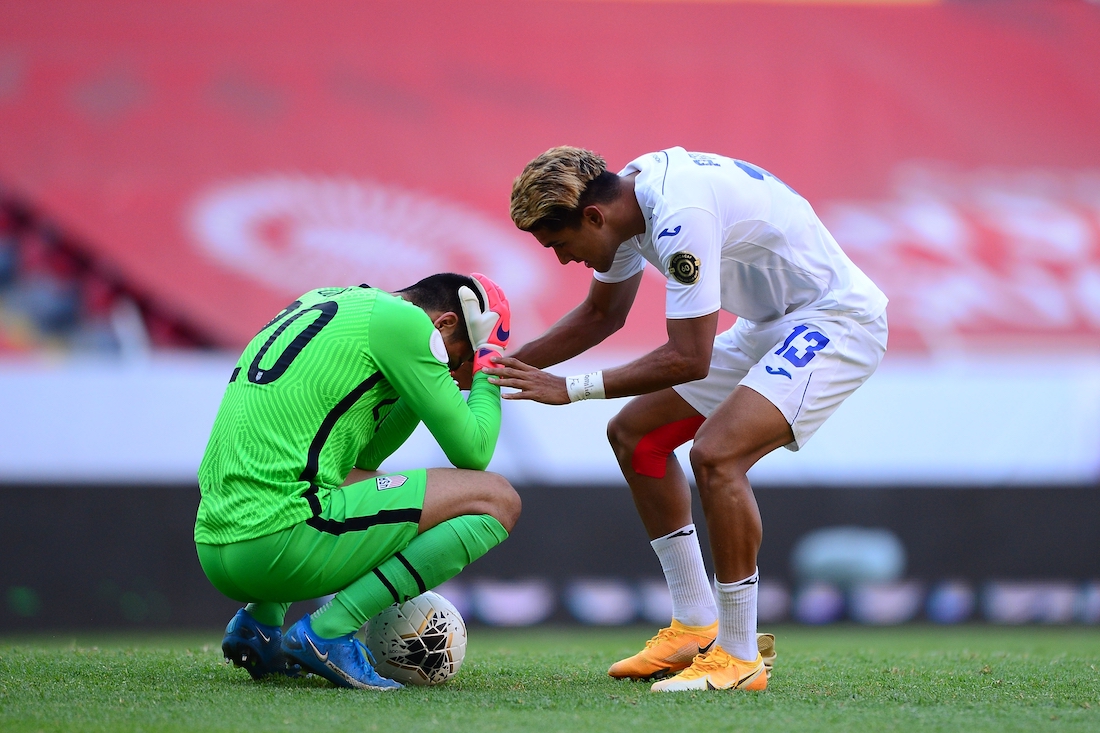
<box><xmin>352</xmin><ymin>637</ymin><xmax>381</xmax><ymax>668</ymax></box>
<box><xmin>644</xmin><ymin>626</ymin><xmax>680</xmax><ymax>649</ymax></box>
<box><xmin>690</xmin><ymin>647</ymin><xmax>734</xmax><ymax>671</ymax></box>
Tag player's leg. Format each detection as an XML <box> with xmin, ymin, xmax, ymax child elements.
<box><xmin>240</xmin><ymin>601</ymin><xmax>291</xmax><ymax>627</ymax></box>
<box><xmin>195</xmin><ymin>543</ymin><xmax>301</xmax><ymax>679</ymax></box>
<box><xmin>281</xmin><ymin>468</ymin><xmax>519</xmax><ymax>689</ymax></box>
<box><xmin>203</xmin><ymin>467</ymin><xmax>517</xmax><ymax>688</ymax></box>
<box><xmin>654</xmin><ymin>313</ymin><xmax>887</xmax><ymax>692</ymax></box>
<box><xmin>307</xmin><ymin>468</ymin><xmax>518</xmax><ymax>638</ymax></box>
<box><xmin>650</xmin><ymin>387</ymin><xmax>789</xmax><ymax>693</ymax></box>
<box><xmin>417</xmin><ymin>467</ymin><xmax>521</xmax><ymax>534</ymax></box>
<box><xmin>206</xmin><ymin>466</ymin><xmax>385</xmax><ymax>660</ymax></box>
<box><xmin>604</xmin><ymin>390</ymin><xmax>720</xmax><ymax>679</ymax></box>
<box><xmin>218</xmin><ymin>605</ymin><xmax>297</xmax><ymax>679</ymax></box>
<box><xmin>606</xmin><ymin>389</ymin><xmax>702</xmax><ymax>538</ymax></box>
<box><xmin>343</xmin><ymin>466</ymin><xmax>520</xmax><ymax>534</ymax></box>
<box><xmin>694</xmin><ymin>386</ymin><xmax>793</xmax><ymax>644</ymax></box>
<box><xmin>649</xmin><ymin>399</ymin><xmax>790</xmax><ymax>691</ymax></box>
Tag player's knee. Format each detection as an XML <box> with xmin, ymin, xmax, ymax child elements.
<box><xmin>482</xmin><ymin>472</ymin><xmax>521</xmax><ymax>533</ymax></box>
<box><xmin>606</xmin><ymin>412</ymin><xmax>637</xmax><ymax>460</ymax></box>
<box><xmin>689</xmin><ymin>437</ymin><xmax>734</xmax><ymax>488</ymax></box>
<box><xmin>629</xmin><ymin>416</ymin><xmax>707</xmax><ymax>479</ymax></box>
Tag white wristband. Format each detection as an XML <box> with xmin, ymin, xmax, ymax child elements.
<box><xmin>566</xmin><ymin>371</ymin><xmax>606</xmax><ymax>402</ymax></box>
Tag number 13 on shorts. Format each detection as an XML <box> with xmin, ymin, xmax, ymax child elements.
<box><xmin>772</xmin><ymin>324</ymin><xmax>831</xmax><ymax>371</ymax></box>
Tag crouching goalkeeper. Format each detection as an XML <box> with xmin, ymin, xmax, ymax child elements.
<box><xmin>194</xmin><ymin>273</ymin><xmax>518</xmax><ymax>690</ymax></box>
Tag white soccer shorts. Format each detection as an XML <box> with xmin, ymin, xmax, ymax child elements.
<box><xmin>673</xmin><ymin>310</ymin><xmax>888</xmax><ymax>451</ymax></box>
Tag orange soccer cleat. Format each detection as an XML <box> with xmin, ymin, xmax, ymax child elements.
<box><xmin>650</xmin><ymin>645</ymin><xmax>768</xmax><ymax>692</ymax></box>
<box><xmin>608</xmin><ymin>620</ymin><xmax>718</xmax><ymax>680</ymax></box>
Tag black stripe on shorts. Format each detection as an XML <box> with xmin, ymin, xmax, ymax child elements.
<box><xmin>305</xmin><ymin>504</ymin><xmax>422</xmax><ymax>536</ymax></box>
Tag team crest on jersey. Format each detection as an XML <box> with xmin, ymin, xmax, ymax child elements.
<box><xmin>376</xmin><ymin>475</ymin><xmax>408</xmax><ymax>491</ymax></box>
<box><xmin>669</xmin><ymin>252</ymin><xmax>701</xmax><ymax>285</ymax></box>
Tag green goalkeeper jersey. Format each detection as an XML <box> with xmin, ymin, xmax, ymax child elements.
<box><xmin>195</xmin><ymin>286</ymin><xmax>501</xmax><ymax>545</ymax></box>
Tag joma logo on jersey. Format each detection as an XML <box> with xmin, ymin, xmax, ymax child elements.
<box><xmin>376</xmin><ymin>475</ymin><xmax>408</xmax><ymax>491</ymax></box>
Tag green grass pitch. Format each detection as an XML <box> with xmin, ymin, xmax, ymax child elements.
<box><xmin>2</xmin><ymin>625</ymin><xmax>1099</xmax><ymax>732</ymax></box>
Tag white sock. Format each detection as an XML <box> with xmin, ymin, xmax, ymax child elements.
<box><xmin>714</xmin><ymin>569</ymin><xmax>759</xmax><ymax>661</ymax></box>
<box><xmin>650</xmin><ymin>524</ymin><xmax>718</xmax><ymax>628</ymax></box>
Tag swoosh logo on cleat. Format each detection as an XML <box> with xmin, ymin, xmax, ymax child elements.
<box><xmin>306</xmin><ymin>636</ymin><xmax>329</xmax><ymax>663</ymax></box>
<box><xmin>735</xmin><ymin>669</ymin><xmax>761</xmax><ymax>688</ymax></box>
<box><xmin>699</xmin><ymin>639</ymin><xmax>716</xmax><ymax>654</ymax></box>
<box><xmin>256</xmin><ymin>629</ymin><xmax>271</xmax><ymax>643</ymax></box>
<box><xmin>704</xmin><ymin>668</ymin><xmax>761</xmax><ymax>690</ymax></box>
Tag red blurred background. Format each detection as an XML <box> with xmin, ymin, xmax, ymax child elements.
<box><xmin>2</xmin><ymin>0</ymin><xmax>1097</xmax><ymax>355</ymax></box>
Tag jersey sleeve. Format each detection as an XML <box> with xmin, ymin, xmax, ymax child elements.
<box><xmin>355</xmin><ymin>398</ymin><xmax>420</xmax><ymax>470</ymax></box>
<box><xmin>593</xmin><ymin>241</ymin><xmax>647</xmax><ymax>284</ymax></box>
<box><xmin>654</xmin><ymin>207</ymin><xmax>722</xmax><ymax>319</ymax></box>
<box><xmin>367</xmin><ymin>300</ymin><xmax>501</xmax><ymax>470</ymax></box>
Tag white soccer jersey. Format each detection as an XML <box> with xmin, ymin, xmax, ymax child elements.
<box><xmin>594</xmin><ymin>147</ymin><xmax>888</xmax><ymax>324</ymax></box>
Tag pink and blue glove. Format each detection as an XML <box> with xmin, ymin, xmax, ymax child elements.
<box><xmin>458</xmin><ymin>272</ymin><xmax>511</xmax><ymax>374</ymax></box>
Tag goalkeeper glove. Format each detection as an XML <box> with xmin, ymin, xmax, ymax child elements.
<box><xmin>458</xmin><ymin>273</ymin><xmax>511</xmax><ymax>374</ymax></box>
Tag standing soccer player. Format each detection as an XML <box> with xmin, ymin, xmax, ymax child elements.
<box><xmin>196</xmin><ymin>273</ymin><xmax>517</xmax><ymax>690</ymax></box>
<box><xmin>489</xmin><ymin>147</ymin><xmax>888</xmax><ymax>692</ymax></box>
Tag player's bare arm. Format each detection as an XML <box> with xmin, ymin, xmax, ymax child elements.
<box><xmin>488</xmin><ymin>309</ymin><xmax>718</xmax><ymax>404</ymax></box>
<box><xmin>503</xmin><ymin>273</ymin><xmax>641</xmax><ymax>370</ymax></box>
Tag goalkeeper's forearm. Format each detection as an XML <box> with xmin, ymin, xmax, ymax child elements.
<box><xmin>355</xmin><ymin>400</ymin><xmax>420</xmax><ymax>470</ymax></box>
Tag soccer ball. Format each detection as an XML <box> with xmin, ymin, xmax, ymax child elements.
<box><xmin>362</xmin><ymin>591</ymin><xmax>467</xmax><ymax>685</ymax></box>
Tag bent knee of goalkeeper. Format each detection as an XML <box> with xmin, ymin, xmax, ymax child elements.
<box><xmin>421</xmin><ymin>471</ymin><xmax>521</xmax><ymax>534</ymax></box>
<box><xmin>480</xmin><ymin>473</ymin><xmax>521</xmax><ymax>533</ymax></box>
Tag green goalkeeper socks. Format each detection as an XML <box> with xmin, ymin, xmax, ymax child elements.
<box><xmin>244</xmin><ymin>601</ymin><xmax>291</xmax><ymax>628</ymax></box>
<box><xmin>310</xmin><ymin>513</ymin><xmax>508</xmax><ymax>638</ymax></box>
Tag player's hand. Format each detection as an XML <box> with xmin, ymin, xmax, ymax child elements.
<box><xmin>458</xmin><ymin>279</ymin><xmax>497</xmax><ymax>349</ymax></box>
<box><xmin>459</xmin><ymin>273</ymin><xmax>511</xmax><ymax>374</ymax></box>
<box><xmin>484</xmin><ymin>356</ymin><xmax>569</xmax><ymax>405</ymax></box>
<box><xmin>472</xmin><ymin>273</ymin><xmax>510</xmax><ymax>352</ymax></box>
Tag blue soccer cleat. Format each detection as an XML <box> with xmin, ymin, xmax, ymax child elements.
<box><xmin>221</xmin><ymin>608</ymin><xmax>300</xmax><ymax>680</ymax></box>
<box><xmin>281</xmin><ymin>614</ymin><xmax>403</xmax><ymax>691</ymax></box>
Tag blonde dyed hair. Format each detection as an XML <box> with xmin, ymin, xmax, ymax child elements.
<box><xmin>510</xmin><ymin>146</ymin><xmax>609</xmax><ymax>231</ymax></box>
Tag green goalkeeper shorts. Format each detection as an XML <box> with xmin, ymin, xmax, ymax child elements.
<box><xmin>196</xmin><ymin>469</ymin><xmax>427</xmax><ymax>603</ymax></box>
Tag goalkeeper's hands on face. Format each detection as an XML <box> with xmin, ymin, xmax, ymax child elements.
<box><xmin>458</xmin><ymin>273</ymin><xmax>511</xmax><ymax>374</ymax></box>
